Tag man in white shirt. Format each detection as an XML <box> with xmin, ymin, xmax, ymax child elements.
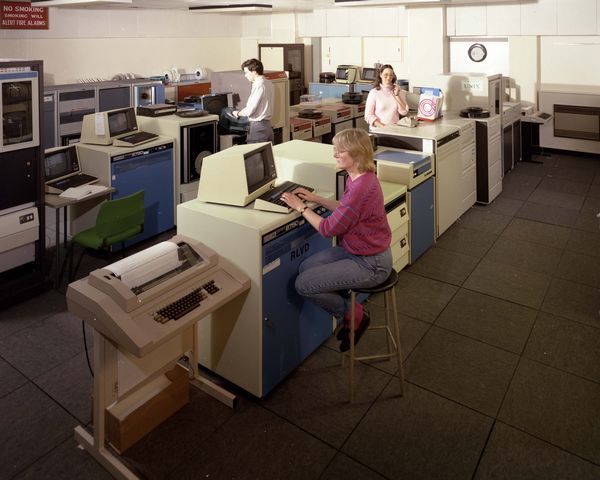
<box><xmin>233</xmin><ymin>58</ymin><xmax>274</xmax><ymax>143</ymax></box>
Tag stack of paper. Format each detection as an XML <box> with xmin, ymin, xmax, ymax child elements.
<box><xmin>59</xmin><ymin>184</ymin><xmax>108</xmax><ymax>200</ymax></box>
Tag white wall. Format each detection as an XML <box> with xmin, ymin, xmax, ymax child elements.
<box><xmin>509</xmin><ymin>36</ymin><xmax>538</xmax><ymax>105</ymax></box>
<box><xmin>2</xmin><ymin>1</ymin><xmax>600</xmax><ymax>101</ymax></box>
<box><xmin>0</xmin><ymin>7</ymin><xmax>244</xmax><ymax>84</ymax></box>
<box><xmin>540</xmin><ymin>36</ymin><xmax>600</xmax><ymax>87</ymax></box>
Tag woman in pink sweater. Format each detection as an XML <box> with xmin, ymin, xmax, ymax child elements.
<box><xmin>280</xmin><ymin>129</ymin><xmax>392</xmax><ymax>352</ymax></box>
<box><xmin>364</xmin><ymin>64</ymin><xmax>409</xmax><ymax>128</ymax></box>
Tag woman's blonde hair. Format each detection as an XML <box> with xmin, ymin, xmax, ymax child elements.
<box><xmin>333</xmin><ymin>128</ymin><xmax>376</xmax><ymax>173</ymax></box>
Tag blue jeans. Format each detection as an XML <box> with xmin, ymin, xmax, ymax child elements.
<box><xmin>295</xmin><ymin>246</ymin><xmax>393</xmax><ymax>321</ymax></box>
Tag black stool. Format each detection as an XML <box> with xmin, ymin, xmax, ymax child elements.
<box><xmin>344</xmin><ymin>268</ymin><xmax>404</xmax><ymax>403</ymax></box>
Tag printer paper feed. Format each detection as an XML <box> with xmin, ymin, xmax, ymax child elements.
<box><xmin>107</xmin><ymin>241</ymin><xmax>181</xmax><ymax>290</ymax></box>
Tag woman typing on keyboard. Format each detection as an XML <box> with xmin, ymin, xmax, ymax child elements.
<box><xmin>280</xmin><ymin>129</ymin><xmax>392</xmax><ymax>352</ymax></box>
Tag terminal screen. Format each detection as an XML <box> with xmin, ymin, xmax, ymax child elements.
<box><xmin>244</xmin><ymin>144</ymin><xmax>276</xmax><ymax>194</ymax></box>
<box><xmin>107</xmin><ymin>107</ymin><xmax>137</xmax><ymax>137</ymax></box>
<box><xmin>361</xmin><ymin>68</ymin><xmax>376</xmax><ymax>82</ymax></box>
<box><xmin>44</xmin><ymin>146</ymin><xmax>78</xmax><ymax>181</ymax></box>
<box><xmin>245</xmin><ymin>152</ymin><xmax>265</xmax><ymax>190</ymax></box>
<box><xmin>202</xmin><ymin>94</ymin><xmax>228</xmax><ymax>115</ymax></box>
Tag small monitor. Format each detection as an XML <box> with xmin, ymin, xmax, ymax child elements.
<box><xmin>107</xmin><ymin>108</ymin><xmax>137</xmax><ymax>137</ymax></box>
<box><xmin>197</xmin><ymin>142</ymin><xmax>277</xmax><ymax>207</ymax></box>
<box><xmin>80</xmin><ymin>107</ymin><xmax>138</xmax><ymax>145</ymax></box>
<box><xmin>44</xmin><ymin>145</ymin><xmax>80</xmax><ymax>182</ymax></box>
<box><xmin>201</xmin><ymin>93</ymin><xmax>229</xmax><ymax>115</ymax></box>
<box><xmin>360</xmin><ymin>68</ymin><xmax>377</xmax><ymax>83</ymax></box>
<box><xmin>335</xmin><ymin>65</ymin><xmax>359</xmax><ymax>84</ymax></box>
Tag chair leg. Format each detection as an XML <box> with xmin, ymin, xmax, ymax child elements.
<box><xmin>390</xmin><ymin>288</ymin><xmax>404</xmax><ymax>396</ymax></box>
<box><xmin>349</xmin><ymin>291</ymin><xmax>356</xmax><ymax>403</ymax></box>
<box><xmin>384</xmin><ymin>291</ymin><xmax>392</xmax><ymax>355</ymax></box>
<box><xmin>69</xmin><ymin>246</ymin><xmax>87</xmax><ymax>283</ymax></box>
<box><xmin>58</xmin><ymin>242</ymin><xmax>74</xmax><ymax>287</ymax></box>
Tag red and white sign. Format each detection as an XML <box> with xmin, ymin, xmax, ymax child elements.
<box><xmin>0</xmin><ymin>2</ymin><xmax>49</xmax><ymax>30</ymax></box>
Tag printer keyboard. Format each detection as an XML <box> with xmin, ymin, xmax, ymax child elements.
<box><xmin>254</xmin><ymin>181</ymin><xmax>314</xmax><ymax>214</ymax></box>
<box><xmin>114</xmin><ymin>130</ymin><xmax>158</xmax><ymax>147</ymax></box>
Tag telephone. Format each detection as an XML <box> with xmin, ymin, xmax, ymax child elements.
<box><xmin>397</xmin><ymin>116</ymin><xmax>418</xmax><ymax>128</ymax></box>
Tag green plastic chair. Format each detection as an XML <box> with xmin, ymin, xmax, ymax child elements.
<box><xmin>65</xmin><ymin>190</ymin><xmax>145</xmax><ymax>282</ymax></box>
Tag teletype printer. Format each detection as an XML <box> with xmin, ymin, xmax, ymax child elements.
<box><xmin>67</xmin><ymin>235</ymin><xmax>250</xmax><ymax>478</ymax></box>
<box><xmin>67</xmin><ymin>235</ymin><xmax>250</xmax><ymax>358</ymax></box>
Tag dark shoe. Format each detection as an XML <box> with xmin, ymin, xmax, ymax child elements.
<box><xmin>338</xmin><ymin>301</ymin><xmax>362</xmax><ymax>341</ymax></box>
<box><xmin>336</xmin><ymin>324</ymin><xmax>349</xmax><ymax>340</ymax></box>
<box><xmin>339</xmin><ymin>311</ymin><xmax>370</xmax><ymax>352</ymax></box>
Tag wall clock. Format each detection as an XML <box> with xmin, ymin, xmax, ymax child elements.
<box><xmin>468</xmin><ymin>43</ymin><xmax>487</xmax><ymax>63</ymax></box>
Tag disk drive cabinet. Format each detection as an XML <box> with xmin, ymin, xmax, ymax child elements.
<box><xmin>136</xmin><ymin>114</ymin><xmax>219</xmax><ymax>208</ymax></box>
<box><xmin>373</xmin><ymin>121</ymin><xmax>465</xmax><ymax>239</ymax></box>
<box><xmin>381</xmin><ymin>182</ymin><xmax>410</xmax><ymax>271</ymax></box>
<box><xmin>474</xmin><ymin>115</ymin><xmax>502</xmax><ymax>203</ymax></box>
<box><xmin>56</xmin><ymin>84</ymin><xmax>96</xmax><ymax>146</ymax></box>
<box><xmin>74</xmin><ymin>137</ymin><xmax>175</xmax><ymax>248</ymax></box>
<box><xmin>42</xmin><ymin>90</ymin><xmax>57</xmax><ymax>150</ymax></box>
<box><xmin>177</xmin><ymin>200</ymin><xmax>334</xmax><ymax>397</ymax></box>
<box><xmin>438</xmin><ymin>115</ymin><xmax>477</xmax><ymax>227</ymax></box>
<box><xmin>375</xmin><ymin>147</ymin><xmax>435</xmax><ymax>264</ymax></box>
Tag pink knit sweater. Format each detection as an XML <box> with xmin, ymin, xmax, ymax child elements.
<box><xmin>364</xmin><ymin>85</ymin><xmax>409</xmax><ymax>127</ymax></box>
<box><xmin>319</xmin><ymin>172</ymin><xmax>391</xmax><ymax>255</ymax></box>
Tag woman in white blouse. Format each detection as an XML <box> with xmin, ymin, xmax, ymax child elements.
<box><xmin>364</xmin><ymin>64</ymin><xmax>409</xmax><ymax>128</ymax></box>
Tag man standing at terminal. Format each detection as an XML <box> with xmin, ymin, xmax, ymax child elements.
<box><xmin>233</xmin><ymin>58</ymin><xmax>274</xmax><ymax>143</ymax></box>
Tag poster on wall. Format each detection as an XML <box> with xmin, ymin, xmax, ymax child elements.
<box><xmin>0</xmin><ymin>2</ymin><xmax>49</xmax><ymax>30</ymax></box>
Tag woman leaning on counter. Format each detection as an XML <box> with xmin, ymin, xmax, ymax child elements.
<box><xmin>364</xmin><ymin>64</ymin><xmax>409</xmax><ymax>128</ymax></box>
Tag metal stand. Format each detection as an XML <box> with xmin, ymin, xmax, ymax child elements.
<box><xmin>75</xmin><ymin>328</ymin><xmax>236</xmax><ymax>479</ymax></box>
<box><xmin>520</xmin><ymin>120</ymin><xmax>545</xmax><ymax>164</ymax></box>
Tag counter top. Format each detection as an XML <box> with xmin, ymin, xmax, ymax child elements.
<box><xmin>372</xmin><ymin>120</ymin><xmax>460</xmax><ymax>141</ymax></box>
<box><xmin>178</xmin><ymin>191</ymin><xmax>335</xmax><ymax>235</ymax></box>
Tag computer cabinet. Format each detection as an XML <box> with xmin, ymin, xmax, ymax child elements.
<box><xmin>44</xmin><ymin>79</ymin><xmax>166</xmax><ymax>149</ymax></box>
<box><xmin>137</xmin><ymin>114</ymin><xmax>219</xmax><ymax>208</ymax></box>
<box><xmin>475</xmin><ymin>115</ymin><xmax>502</xmax><ymax>204</ymax></box>
<box><xmin>0</xmin><ymin>59</ymin><xmax>47</xmax><ymax>307</ymax></box>
<box><xmin>74</xmin><ymin>137</ymin><xmax>175</xmax><ymax>249</ymax></box>
<box><xmin>177</xmin><ymin>201</ymin><xmax>334</xmax><ymax>397</ymax></box>
<box><xmin>381</xmin><ymin>183</ymin><xmax>410</xmax><ymax>272</ymax></box>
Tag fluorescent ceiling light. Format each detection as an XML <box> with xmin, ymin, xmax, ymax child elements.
<box><xmin>335</xmin><ymin>0</ymin><xmax>518</xmax><ymax>5</ymax></box>
<box><xmin>189</xmin><ymin>3</ymin><xmax>272</xmax><ymax>12</ymax></box>
<box><xmin>31</xmin><ymin>0</ymin><xmax>133</xmax><ymax>6</ymax></box>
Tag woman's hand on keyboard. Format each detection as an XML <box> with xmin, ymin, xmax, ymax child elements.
<box><xmin>280</xmin><ymin>192</ymin><xmax>305</xmax><ymax>212</ymax></box>
<box><xmin>293</xmin><ymin>187</ymin><xmax>318</xmax><ymax>203</ymax></box>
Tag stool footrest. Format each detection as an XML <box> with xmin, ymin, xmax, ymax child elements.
<box><xmin>351</xmin><ymin>352</ymin><xmax>397</xmax><ymax>362</ymax></box>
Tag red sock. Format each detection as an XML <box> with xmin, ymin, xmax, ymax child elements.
<box><xmin>343</xmin><ymin>302</ymin><xmax>363</xmax><ymax>330</ymax></box>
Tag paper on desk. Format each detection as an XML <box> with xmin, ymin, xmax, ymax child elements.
<box><xmin>59</xmin><ymin>184</ymin><xmax>108</xmax><ymax>200</ymax></box>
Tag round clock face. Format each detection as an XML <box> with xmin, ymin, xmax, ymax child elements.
<box><xmin>468</xmin><ymin>43</ymin><xmax>487</xmax><ymax>63</ymax></box>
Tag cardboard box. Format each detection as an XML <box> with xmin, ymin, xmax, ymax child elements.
<box><xmin>105</xmin><ymin>365</ymin><xmax>189</xmax><ymax>453</ymax></box>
